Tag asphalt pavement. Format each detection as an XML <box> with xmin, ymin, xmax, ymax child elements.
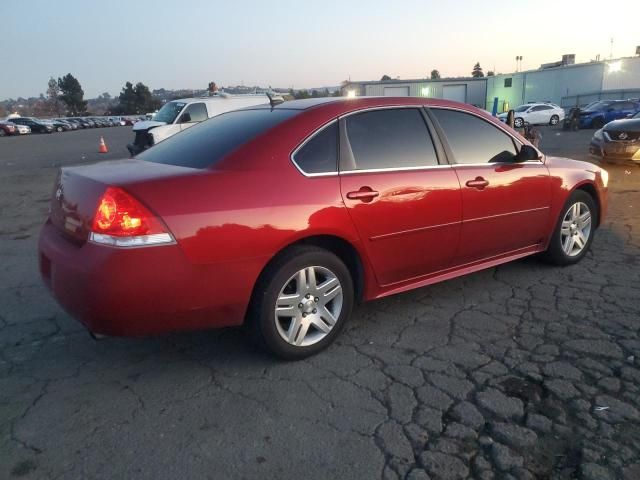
<box><xmin>1</xmin><ymin>125</ymin><xmax>639</xmax><ymax>479</ymax></box>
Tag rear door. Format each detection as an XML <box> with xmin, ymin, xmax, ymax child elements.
<box><xmin>429</xmin><ymin>108</ymin><xmax>552</xmax><ymax>264</ymax></box>
<box><xmin>339</xmin><ymin>107</ymin><xmax>462</xmax><ymax>286</ymax></box>
<box><xmin>529</xmin><ymin>105</ymin><xmax>553</xmax><ymax>124</ymax></box>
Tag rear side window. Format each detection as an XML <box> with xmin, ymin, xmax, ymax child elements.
<box><xmin>432</xmin><ymin>109</ymin><xmax>517</xmax><ymax>164</ymax></box>
<box><xmin>292</xmin><ymin>122</ymin><xmax>338</xmax><ymax>174</ymax></box>
<box><xmin>181</xmin><ymin>102</ymin><xmax>208</xmax><ymax>122</ymax></box>
<box><xmin>139</xmin><ymin>109</ymin><xmax>299</xmax><ymax>169</ymax></box>
<box><xmin>343</xmin><ymin>108</ymin><xmax>438</xmax><ymax>170</ymax></box>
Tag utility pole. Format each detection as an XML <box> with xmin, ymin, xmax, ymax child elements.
<box><xmin>610</xmin><ymin>38</ymin><xmax>613</xmax><ymax>59</ymax></box>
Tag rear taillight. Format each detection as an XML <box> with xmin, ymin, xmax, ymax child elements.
<box><xmin>89</xmin><ymin>187</ymin><xmax>174</xmax><ymax>247</ymax></box>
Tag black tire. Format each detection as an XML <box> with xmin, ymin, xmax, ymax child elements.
<box><xmin>549</xmin><ymin>115</ymin><xmax>559</xmax><ymax>125</ymax></box>
<box><xmin>592</xmin><ymin>117</ymin><xmax>605</xmax><ymax>129</ymax></box>
<box><xmin>247</xmin><ymin>245</ymin><xmax>354</xmax><ymax>360</ymax></box>
<box><xmin>56</xmin><ymin>126</ymin><xmax>63</xmax><ymax>132</ymax></box>
<box><xmin>0</xmin><ymin>129</ymin><xmax>5</xmax><ymax>137</ymax></box>
<box><xmin>541</xmin><ymin>190</ymin><xmax>598</xmax><ymax>266</ymax></box>
<box><xmin>514</xmin><ymin>117</ymin><xmax>524</xmax><ymax>128</ymax></box>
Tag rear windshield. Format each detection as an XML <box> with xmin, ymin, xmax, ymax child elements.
<box><xmin>138</xmin><ymin>108</ymin><xmax>299</xmax><ymax>169</ymax></box>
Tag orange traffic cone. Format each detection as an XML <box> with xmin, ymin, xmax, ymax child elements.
<box><xmin>99</xmin><ymin>136</ymin><xmax>108</xmax><ymax>153</ymax></box>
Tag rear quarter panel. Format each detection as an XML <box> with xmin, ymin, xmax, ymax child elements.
<box><xmin>543</xmin><ymin>156</ymin><xmax>608</xmax><ymax>248</ymax></box>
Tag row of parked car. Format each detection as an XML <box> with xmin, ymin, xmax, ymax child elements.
<box><xmin>495</xmin><ymin>99</ymin><xmax>640</xmax><ymax>129</ymax></box>
<box><xmin>0</xmin><ymin>116</ymin><xmax>145</xmax><ymax>136</ymax></box>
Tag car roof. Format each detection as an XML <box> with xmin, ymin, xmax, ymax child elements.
<box><xmin>170</xmin><ymin>94</ymin><xmax>268</xmax><ymax>103</ymax></box>
<box><xmin>247</xmin><ymin>96</ymin><xmax>493</xmax><ymax>117</ymax></box>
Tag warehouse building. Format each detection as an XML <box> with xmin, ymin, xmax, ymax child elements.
<box><xmin>343</xmin><ymin>54</ymin><xmax>640</xmax><ymax>112</ymax></box>
<box><xmin>343</xmin><ymin>77</ymin><xmax>487</xmax><ymax>107</ymax></box>
<box><xmin>487</xmin><ymin>55</ymin><xmax>640</xmax><ymax>111</ymax></box>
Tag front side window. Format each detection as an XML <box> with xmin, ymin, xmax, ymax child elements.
<box><xmin>432</xmin><ymin>109</ymin><xmax>518</xmax><ymax>164</ymax></box>
<box><xmin>293</xmin><ymin>122</ymin><xmax>338</xmax><ymax>174</ymax></box>
<box><xmin>153</xmin><ymin>101</ymin><xmax>186</xmax><ymax>123</ymax></box>
<box><xmin>343</xmin><ymin>108</ymin><xmax>438</xmax><ymax>170</ymax></box>
<box><xmin>181</xmin><ymin>103</ymin><xmax>208</xmax><ymax>123</ymax></box>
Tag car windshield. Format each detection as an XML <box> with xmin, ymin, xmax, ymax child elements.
<box><xmin>153</xmin><ymin>101</ymin><xmax>186</xmax><ymax>123</ymax></box>
<box><xmin>514</xmin><ymin>105</ymin><xmax>530</xmax><ymax>112</ymax></box>
<box><xmin>139</xmin><ymin>108</ymin><xmax>300</xmax><ymax>169</ymax></box>
<box><xmin>583</xmin><ymin>101</ymin><xmax>610</xmax><ymax>112</ymax></box>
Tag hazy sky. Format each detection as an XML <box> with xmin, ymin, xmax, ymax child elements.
<box><xmin>2</xmin><ymin>0</ymin><xmax>639</xmax><ymax>99</ymax></box>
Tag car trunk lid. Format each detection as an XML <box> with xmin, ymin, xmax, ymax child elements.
<box><xmin>49</xmin><ymin>159</ymin><xmax>199</xmax><ymax>243</ymax></box>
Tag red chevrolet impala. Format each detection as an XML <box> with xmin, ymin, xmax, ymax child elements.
<box><xmin>39</xmin><ymin>97</ymin><xmax>608</xmax><ymax>358</ymax></box>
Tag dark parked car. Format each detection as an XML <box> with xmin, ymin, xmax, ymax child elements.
<box><xmin>39</xmin><ymin>97</ymin><xmax>609</xmax><ymax>359</ymax></box>
<box><xmin>0</xmin><ymin>121</ymin><xmax>18</xmax><ymax>136</ymax></box>
<box><xmin>55</xmin><ymin>119</ymin><xmax>78</xmax><ymax>130</ymax></box>
<box><xmin>578</xmin><ymin>100</ymin><xmax>640</xmax><ymax>129</ymax></box>
<box><xmin>10</xmin><ymin>117</ymin><xmax>54</xmax><ymax>133</ymax></box>
<box><xmin>70</xmin><ymin>118</ymin><xmax>92</xmax><ymax>129</ymax></box>
<box><xmin>46</xmin><ymin>119</ymin><xmax>72</xmax><ymax>132</ymax></box>
<box><xmin>590</xmin><ymin>111</ymin><xmax>640</xmax><ymax>163</ymax></box>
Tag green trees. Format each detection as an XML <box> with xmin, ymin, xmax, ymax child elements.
<box><xmin>380</xmin><ymin>75</ymin><xmax>392</xmax><ymax>81</ymax></box>
<box><xmin>430</xmin><ymin>69</ymin><xmax>441</xmax><ymax>79</ymax></box>
<box><xmin>472</xmin><ymin>62</ymin><xmax>484</xmax><ymax>78</ymax></box>
<box><xmin>46</xmin><ymin>77</ymin><xmax>63</xmax><ymax>116</ymax></box>
<box><xmin>113</xmin><ymin>82</ymin><xmax>161</xmax><ymax>114</ymax></box>
<box><xmin>58</xmin><ymin>73</ymin><xmax>87</xmax><ymax>115</ymax></box>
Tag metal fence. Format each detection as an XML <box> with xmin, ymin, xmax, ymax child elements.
<box><xmin>561</xmin><ymin>89</ymin><xmax>640</xmax><ymax>108</ymax></box>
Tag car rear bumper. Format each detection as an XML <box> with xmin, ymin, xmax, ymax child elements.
<box><xmin>38</xmin><ymin>220</ymin><xmax>260</xmax><ymax>336</ymax></box>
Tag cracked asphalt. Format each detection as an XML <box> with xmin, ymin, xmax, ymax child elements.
<box><xmin>1</xmin><ymin>126</ymin><xmax>639</xmax><ymax>479</ymax></box>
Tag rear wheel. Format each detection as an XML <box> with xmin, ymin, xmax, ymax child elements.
<box><xmin>248</xmin><ymin>246</ymin><xmax>354</xmax><ymax>359</ymax></box>
<box><xmin>549</xmin><ymin>115</ymin><xmax>559</xmax><ymax>125</ymax></box>
<box><xmin>541</xmin><ymin>190</ymin><xmax>597</xmax><ymax>266</ymax></box>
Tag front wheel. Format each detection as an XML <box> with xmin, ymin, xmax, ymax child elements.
<box><xmin>541</xmin><ymin>190</ymin><xmax>597</xmax><ymax>266</ymax></box>
<box><xmin>592</xmin><ymin>117</ymin><xmax>605</xmax><ymax>129</ymax></box>
<box><xmin>514</xmin><ymin>117</ymin><xmax>524</xmax><ymax>128</ymax></box>
<box><xmin>248</xmin><ymin>246</ymin><xmax>354</xmax><ymax>359</ymax></box>
<box><xmin>549</xmin><ymin>115</ymin><xmax>559</xmax><ymax>125</ymax></box>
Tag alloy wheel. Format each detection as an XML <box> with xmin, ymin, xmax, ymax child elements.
<box><xmin>514</xmin><ymin>117</ymin><xmax>524</xmax><ymax>128</ymax></box>
<box><xmin>560</xmin><ymin>202</ymin><xmax>592</xmax><ymax>257</ymax></box>
<box><xmin>274</xmin><ymin>266</ymin><xmax>343</xmax><ymax>347</ymax></box>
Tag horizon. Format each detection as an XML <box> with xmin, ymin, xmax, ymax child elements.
<box><xmin>2</xmin><ymin>0</ymin><xmax>639</xmax><ymax>100</ymax></box>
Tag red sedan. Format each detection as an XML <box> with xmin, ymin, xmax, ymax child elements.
<box><xmin>39</xmin><ymin>97</ymin><xmax>608</xmax><ymax>359</ymax></box>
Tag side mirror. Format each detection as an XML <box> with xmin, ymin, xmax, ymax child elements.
<box><xmin>180</xmin><ymin>112</ymin><xmax>191</xmax><ymax>123</ymax></box>
<box><xmin>515</xmin><ymin>144</ymin><xmax>541</xmax><ymax>162</ymax></box>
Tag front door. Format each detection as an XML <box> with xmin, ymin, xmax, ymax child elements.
<box><xmin>430</xmin><ymin>108</ymin><xmax>552</xmax><ymax>264</ymax></box>
<box><xmin>339</xmin><ymin>108</ymin><xmax>462</xmax><ymax>286</ymax></box>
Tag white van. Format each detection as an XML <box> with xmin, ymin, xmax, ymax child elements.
<box><xmin>126</xmin><ymin>93</ymin><xmax>271</xmax><ymax>156</ymax></box>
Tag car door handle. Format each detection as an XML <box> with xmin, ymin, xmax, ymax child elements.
<box><xmin>346</xmin><ymin>188</ymin><xmax>379</xmax><ymax>202</ymax></box>
<box><xmin>465</xmin><ymin>177</ymin><xmax>489</xmax><ymax>190</ymax></box>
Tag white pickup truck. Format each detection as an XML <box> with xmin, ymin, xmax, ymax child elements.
<box><xmin>127</xmin><ymin>93</ymin><xmax>271</xmax><ymax>156</ymax></box>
